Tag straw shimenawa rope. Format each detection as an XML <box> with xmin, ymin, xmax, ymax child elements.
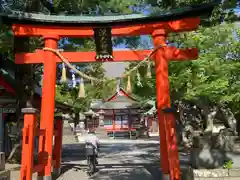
<box><xmin>43</xmin><ymin>44</ymin><xmax>166</xmax><ymax>83</ymax></box>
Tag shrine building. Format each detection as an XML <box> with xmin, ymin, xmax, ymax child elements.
<box><xmin>91</xmin><ymin>86</ymin><xmax>142</xmax><ymax>137</ymax></box>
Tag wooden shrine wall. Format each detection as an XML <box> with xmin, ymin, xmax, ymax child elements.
<box><xmin>102</xmin><ymin>109</ymin><xmax>141</xmax><ymax>130</ymax></box>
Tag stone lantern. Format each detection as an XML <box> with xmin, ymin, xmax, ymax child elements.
<box><xmin>97</xmin><ymin>109</ymin><xmax>105</xmax><ymax>127</ymax></box>
<box><xmin>84</xmin><ymin>109</ymin><xmax>95</xmax><ymax>117</ymax></box>
<box><xmin>84</xmin><ymin>109</ymin><xmax>95</xmax><ymax>129</ymax></box>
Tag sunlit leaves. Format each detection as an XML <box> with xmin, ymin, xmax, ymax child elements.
<box><xmin>130</xmin><ymin>23</ymin><xmax>240</xmax><ymax>115</ymax></box>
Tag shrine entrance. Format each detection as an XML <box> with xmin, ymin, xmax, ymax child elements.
<box><xmin>1</xmin><ymin>1</ymin><xmax>219</xmax><ymax>180</ymax></box>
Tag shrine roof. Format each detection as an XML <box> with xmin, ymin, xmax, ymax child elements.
<box><xmin>105</xmin><ymin>87</ymin><xmax>137</xmax><ymax>102</ymax></box>
<box><xmin>91</xmin><ymin>88</ymin><xmax>140</xmax><ymax>110</ymax></box>
<box><xmin>0</xmin><ymin>1</ymin><xmax>219</xmax><ymax>26</ymax></box>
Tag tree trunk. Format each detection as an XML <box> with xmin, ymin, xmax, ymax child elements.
<box><xmin>204</xmin><ymin>108</ymin><xmax>217</xmax><ymax>133</ymax></box>
<box><xmin>177</xmin><ymin>101</ymin><xmax>194</xmax><ymax>148</ymax></box>
<box><xmin>219</xmin><ymin>106</ymin><xmax>237</xmax><ymax>134</ymax></box>
<box><xmin>14</xmin><ymin>37</ymin><xmax>35</xmax><ymax>123</ymax></box>
<box><xmin>198</xmin><ymin>104</ymin><xmax>217</xmax><ymax>133</ymax></box>
<box><xmin>7</xmin><ymin>143</ymin><xmax>21</xmax><ymax>162</ymax></box>
<box><xmin>15</xmin><ymin>0</ymin><xmax>42</xmax><ymax>122</ymax></box>
<box><xmin>8</xmin><ymin>0</ymin><xmax>41</xmax><ymax>162</ymax></box>
<box><xmin>74</xmin><ymin>113</ymin><xmax>80</xmax><ymax>128</ymax></box>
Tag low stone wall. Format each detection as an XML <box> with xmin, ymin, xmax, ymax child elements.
<box><xmin>186</xmin><ymin>130</ymin><xmax>240</xmax><ymax>179</ymax></box>
<box><xmin>193</xmin><ymin>168</ymin><xmax>240</xmax><ymax>180</ymax></box>
<box><xmin>0</xmin><ymin>170</ymin><xmax>10</xmax><ymax>180</ymax></box>
<box><xmin>190</xmin><ymin>148</ymin><xmax>240</xmax><ymax>169</ymax></box>
<box><xmin>0</xmin><ymin>152</ymin><xmax>5</xmax><ymax>171</ymax></box>
<box><xmin>190</xmin><ymin>132</ymin><xmax>240</xmax><ymax>169</ymax></box>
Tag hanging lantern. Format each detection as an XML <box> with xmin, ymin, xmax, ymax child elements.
<box><xmin>146</xmin><ymin>61</ymin><xmax>152</xmax><ymax>78</ymax></box>
<box><xmin>78</xmin><ymin>78</ymin><xmax>85</xmax><ymax>98</ymax></box>
<box><xmin>136</xmin><ymin>70</ymin><xmax>142</xmax><ymax>87</ymax></box>
<box><xmin>93</xmin><ymin>27</ymin><xmax>113</xmax><ymax>61</ymax></box>
<box><xmin>60</xmin><ymin>63</ymin><xmax>67</xmax><ymax>83</ymax></box>
<box><xmin>72</xmin><ymin>73</ymin><xmax>76</xmax><ymax>88</ymax></box>
<box><xmin>126</xmin><ymin>75</ymin><xmax>132</xmax><ymax>94</ymax></box>
<box><xmin>116</xmin><ymin>78</ymin><xmax>120</xmax><ymax>95</ymax></box>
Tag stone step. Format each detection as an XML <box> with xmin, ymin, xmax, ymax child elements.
<box><xmin>62</xmin><ymin>121</ymin><xmax>78</xmax><ymax>144</ymax></box>
<box><xmin>0</xmin><ymin>170</ymin><xmax>10</xmax><ymax>180</ymax></box>
<box><xmin>194</xmin><ymin>178</ymin><xmax>240</xmax><ymax>180</ymax></box>
<box><xmin>95</xmin><ymin>127</ymin><xmax>109</xmax><ymax>139</ymax></box>
<box><xmin>192</xmin><ymin>169</ymin><xmax>240</xmax><ymax>180</ymax></box>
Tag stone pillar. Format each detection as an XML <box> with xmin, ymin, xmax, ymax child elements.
<box><xmin>0</xmin><ymin>108</ymin><xmax>5</xmax><ymax>171</ymax></box>
<box><xmin>0</xmin><ymin>108</ymin><xmax>3</xmax><ymax>152</ymax></box>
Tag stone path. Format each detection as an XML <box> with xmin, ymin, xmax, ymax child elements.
<box><xmin>7</xmin><ymin>121</ymin><xmax>191</xmax><ymax>180</ymax></box>
<box><xmin>58</xmin><ymin>141</ymin><xmax>192</xmax><ymax>180</ymax></box>
<box><xmin>59</xmin><ymin>122</ymin><xmax>164</xmax><ymax>179</ymax></box>
<box><xmin>57</xmin><ymin>121</ymin><xmax>88</xmax><ymax>179</ymax></box>
<box><xmin>58</xmin><ymin>122</ymin><xmax>190</xmax><ymax>180</ymax></box>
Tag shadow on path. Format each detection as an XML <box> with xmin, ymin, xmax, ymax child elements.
<box><xmin>60</xmin><ymin>162</ymin><xmax>191</xmax><ymax>180</ymax></box>
<box><xmin>59</xmin><ymin>142</ymin><xmax>191</xmax><ymax>179</ymax></box>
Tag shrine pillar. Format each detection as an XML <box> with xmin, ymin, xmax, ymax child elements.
<box><xmin>152</xmin><ymin>29</ymin><xmax>180</xmax><ymax>179</ymax></box>
<box><xmin>21</xmin><ymin>108</ymin><xmax>38</xmax><ymax>180</ymax></box>
<box><xmin>38</xmin><ymin>35</ymin><xmax>58</xmax><ymax>180</ymax></box>
<box><xmin>53</xmin><ymin>116</ymin><xmax>63</xmax><ymax>176</ymax></box>
<box><xmin>152</xmin><ymin>29</ymin><xmax>170</xmax><ymax>174</ymax></box>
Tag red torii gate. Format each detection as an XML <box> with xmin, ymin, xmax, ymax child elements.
<box><xmin>4</xmin><ymin>2</ymin><xmax>218</xmax><ymax>179</ymax></box>
<box><xmin>15</xmin><ymin>19</ymin><xmax>197</xmax><ymax>180</ymax></box>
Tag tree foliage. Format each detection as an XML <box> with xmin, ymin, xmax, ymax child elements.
<box><xmin>131</xmin><ymin>23</ymin><xmax>240</xmax><ymax>112</ymax></box>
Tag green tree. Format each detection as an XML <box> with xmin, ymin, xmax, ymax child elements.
<box><xmin>131</xmin><ymin>23</ymin><xmax>240</xmax><ymax>134</ymax></box>
<box><xmin>145</xmin><ymin>0</ymin><xmax>238</xmax><ymax>25</ymax></box>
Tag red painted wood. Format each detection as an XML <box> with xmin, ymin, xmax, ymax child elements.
<box><xmin>20</xmin><ymin>112</ymin><xmax>37</xmax><ymax>180</ymax></box>
<box><xmin>38</xmin><ymin>36</ymin><xmax>58</xmax><ymax>177</ymax></box>
<box><xmin>12</xmin><ymin>18</ymin><xmax>200</xmax><ymax>37</ymax></box>
<box><xmin>153</xmin><ymin>31</ymin><xmax>170</xmax><ymax>174</ymax></box>
<box><xmin>153</xmin><ymin>29</ymin><xmax>181</xmax><ymax>180</ymax></box>
<box><xmin>15</xmin><ymin>48</ymin><xmax>198</xmax><ymax>64</ymax></box>
<box><xmin>53</xmin><ymin>118</ymin><xmax>63</xmax><ymax>171</ymax></box>
<box><xmin>106</xmin><ymin>88</ymin><xmax>137</xmax><ymax>102</ymax></box>
<box><xmin>0</xmin><ymin>76</ymin><xmax>16</xmax><ymax>95</ymax></box>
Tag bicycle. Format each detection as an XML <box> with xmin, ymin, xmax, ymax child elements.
<box><xmin>85</xmin><ymin>143</ymin><xmax>99</xmax><ymax>176</ymax></box>
<box><xmin>87</xmin><ymin>154</ymin><xmax>97</xmax><ymax>176</ymax></box>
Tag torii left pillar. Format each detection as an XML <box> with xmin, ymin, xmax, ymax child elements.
<box><xmin>37</xmin><ymin>35</ymin><xmax>58</xmax><ymax>180</ymax></box>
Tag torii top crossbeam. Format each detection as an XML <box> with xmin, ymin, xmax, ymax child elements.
<box><xmin>0</xmin><ymin>1</ymin><xmax>219</xmax><ymax>64</ymax></box>
<box><xmin>1</xmin><ymin>1</ymin><xmax>217</xmax><ymax>28</ymax></box>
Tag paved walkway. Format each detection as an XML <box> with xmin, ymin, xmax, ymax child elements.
<box><xmin>58</xmin><ymin>122</ymin><xmax>191</xmax><ymax>179</ymax></box>
<box><xmin>6</xmin><ymin>121</ymin><xmax>190</xmax><ymax>180</ymax></box>
<box><xmin>58</xmin><ymin>141</ymin><xmax>192</xmax><ymax>180</ymax></box>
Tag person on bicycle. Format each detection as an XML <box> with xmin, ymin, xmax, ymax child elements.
<box><xmin>85</xmin><ymin>128</ymin><xmax>100</xmax><ymax>160</ymax></box>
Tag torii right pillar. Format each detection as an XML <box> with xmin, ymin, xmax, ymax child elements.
<box><xmin>152</xmin><ymin>28</ymin><xmax>195</xmax><ymax>180</ymax></box>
